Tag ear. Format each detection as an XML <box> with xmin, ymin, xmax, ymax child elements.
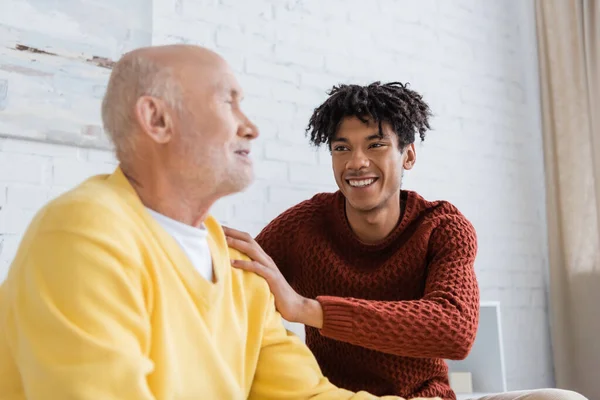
<box><xmin>134</xmin><ymin>95</ymin><xmax>174</xmax><ymax>144</ymax></box>
<box><xmin>402</xmin><ymin>143</ymin><xmax>416</xmax><ymax>170</ymax></box>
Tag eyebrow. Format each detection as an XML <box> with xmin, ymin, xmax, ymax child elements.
<box><xmin>332</xmin><ymin>132</ymin><xmax>387</xmax><ymax>143</ymax></box>
<box><xmin>216</xmin><ymin>81</ymin><xmax>243</xmax><ymax>100</ymax></box>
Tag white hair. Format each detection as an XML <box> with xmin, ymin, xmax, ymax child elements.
<box><xmin>101</xmin><ymin>53</ymin><xmax>182</xmax><ymax>163</ymax></box>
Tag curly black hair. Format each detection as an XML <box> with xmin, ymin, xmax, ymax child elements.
<box><xmin>306</xmin><ymin>81</ymin><xmax>432</xmax><ymax>149</ymax></box>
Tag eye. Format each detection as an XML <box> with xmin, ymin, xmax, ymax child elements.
<box><xmin>369</xmin><ymin>142</ymin><xmax>386</xmax><ymax>149</ymax></box>
<box><xmin>333</xmin><ymin>145</ymin><xmax>349</xmax><ymax>152</ymax></box>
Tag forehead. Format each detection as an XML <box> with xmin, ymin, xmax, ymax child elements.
<box><xmin>335</xmin><ymin>116</ymin><xmax>396</xmax><ymax>141</ymax></box>
<box><xmin>182</xmin><ymin>61</ymin><xmax>242</xmax><ymax>96</ymax></box>
<box><xmin>206</xmin><ymin>58</ymin><xmax>239</xmax><ymax>89</ymax></box>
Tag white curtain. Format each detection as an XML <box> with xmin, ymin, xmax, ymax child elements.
<box><xmin>535</xmin><ymin>1</ymin><xmax>600</xmax><ymax>399</ymax></box>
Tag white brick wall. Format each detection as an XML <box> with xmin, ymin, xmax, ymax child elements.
<box><xmin>0</xmin><ymin>0</ymin><xmax>552</xmax><ymax>391</ymax></box>
<box><xmin>0</xmin><ymin>140</ymin><xmax>118</xmax><ymax>276</ymax></box>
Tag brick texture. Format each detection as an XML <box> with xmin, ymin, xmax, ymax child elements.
<box><xmin>0</xmin><ymin>0</ymin><xmax>551</xmax><ymax>391</ymax></box>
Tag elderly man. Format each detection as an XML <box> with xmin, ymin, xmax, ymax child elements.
<box><xmin>0</xmin><ymin>45</ymin><xmax>433</xmax><ymax>400</ymax></box>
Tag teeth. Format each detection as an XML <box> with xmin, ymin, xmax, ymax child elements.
<box><xmin>348</xmin><ymin>178</ymin><xmax>375</xmax><ymax>187</ymax></box>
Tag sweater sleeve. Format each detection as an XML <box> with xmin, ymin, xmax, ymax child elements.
<box><xmin>317</xmin><ymin>215</ymin><xmax>479</xmax><ymax>360</ymax></box>
<box><xmin>7</xmin><ymin>229</ymin><xmax>154</xmax><ymax>399</ymax></box>
<box><xmin>248</xmin><ymin>292</ymin><xmax>434</xmax><ymax>400</ymax></box>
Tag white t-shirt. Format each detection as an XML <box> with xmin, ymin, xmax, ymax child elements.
<box><xmin>146</xmin><ymin>208</ymin><xmax>213</xmax><ymax>282</ymax></box>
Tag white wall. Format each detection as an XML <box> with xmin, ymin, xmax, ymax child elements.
<box><xmin>0</xmin><ymin>0</ymin><xmax>552</xmax><ymax>391</ymax></box>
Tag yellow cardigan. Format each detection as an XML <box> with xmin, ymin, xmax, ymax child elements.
<box><xmin>0</xmin><ymin>168</ymin><xmax>418</xmax><ymax>400</ymax></box>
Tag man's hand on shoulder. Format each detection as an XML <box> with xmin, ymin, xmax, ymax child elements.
<box><xmin>223</xmin><ymin>226</ymin><xmax>323</xmax><ymax>329</ymax></box>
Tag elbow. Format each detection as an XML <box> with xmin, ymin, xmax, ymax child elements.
<box><xmin>444</xmin><ymin>303</ymin><xmax>479</xmax><ymax>360</ymax></box>
<box><xmin>448</xmin><ymin>340</ymin><xmax>473</xmax><ymax>360</ymax></box>
<box><xmin>446</xmin><ymin>326</ymin><xmax>477</xmax><ymax>360</ymax></box>
<box><xmin>440</xmin><ymin>339</ymin><xmax>473</xmax><ymax>360</ymax></box>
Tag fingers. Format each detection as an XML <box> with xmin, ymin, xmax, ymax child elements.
<box><xmin>226</xmin><ymin>236</ymin><xmax>271</xmax><ymax>266</ymax></box>
<box><xmin>232</xmin><ymin>259</ymin><xmax>274</xmax><ymax>281</ymax></box>
<box><xmin>224</xmin><ymin>227</ymin><xmax>272</xmax><ymax>262</ymax></box>
<box><xmin>226</xmin><ymin>236</ymin><xmax>252</xmax><ymax>253</ymax></box>
<box><xmin>222</xmin><ymin>226</ymin><xmax>253</xmax><ymax>242</ymax></box>
<box><xmin>221</xmin><ymin>227</ymin><xmax>278</xmax><ymax>272</ymax></box>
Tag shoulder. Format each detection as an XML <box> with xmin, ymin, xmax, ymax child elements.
<box><xmin>17</xmin><ymin>175</ymin><xmax>141</xmax><ymax>259</ymax></box>
<box><xmin>228</xmin><ymin>248</ymin><xmax>264</xmax><ymax>285</ymax></box>
<box><xmin>437</xmin><ymin>203</ymin><xmax>476</xmax><ymax>239</ymax></box>
<box><xmin>434</xmin><ymin>202</ymin><xmax>475</xmax><ymax>233</ymax></box>
<box><xmin>5</xmin><ymin>175</ymin><xmax>148</xmax><ymax>295</ymax></box>
<box><xmin>227</xmin><ymin>248</ymin><xmax>274</xmax><ymax>306</ymax></box>
<box><xmin>228</xmin><ymin>247</ymin><xmax>250</xmax><ymax>262</ymax></box>
<box><xmin>408</xmin><ymin>192</ymin><xmax>477</xmax><ymax>250</ymax></box>
<box><xmin>410</xmin><ymin>191</ymin><xmax>475</xmax><ymax>233</ymax></box>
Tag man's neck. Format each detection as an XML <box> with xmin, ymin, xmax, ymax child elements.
<box><xmin>122</xmin><ymin>165</ymin><xmax>215</xmax><ymax>228</ymax></box>
<box><xmin>345</xmin><ymin>192</ymin><xmax>402</xmax><ymax>244</ymax></box>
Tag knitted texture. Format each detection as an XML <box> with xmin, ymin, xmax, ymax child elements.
<box><xmin>255</xmin><ymin>190</ymin><xmax>480</xmax><ymax>400</ymax></box>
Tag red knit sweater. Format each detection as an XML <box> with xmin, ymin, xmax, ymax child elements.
<box><xmin>255</xmin><ymin>190</ymin><xmax>479</xmax><ymax>400</ymax></box>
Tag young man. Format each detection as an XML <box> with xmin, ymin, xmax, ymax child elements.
<box><xmin>225</xmin><ymin>82</ymin><xmax>587</xmax><ymax>400</ymax></box>
<box><xmin>0</xmin><ymin>48</ymin><xmax>429</xmax><ymax>400</ymax></box>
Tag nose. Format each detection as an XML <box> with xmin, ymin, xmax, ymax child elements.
<box><xmin>346</xmin><ymin>149</ymin><xmax>370</xmax><ymax>170</ymax></box>
<box><xmin>238</xmin><ymin>111</ymin><xmax>259</xmax><ymax>140</ymax></box>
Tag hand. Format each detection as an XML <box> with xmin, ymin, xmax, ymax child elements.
<box><xmin>223</xmin><ymin>226</ymin><xmax>323</xmax><ymax>328</ymax></box>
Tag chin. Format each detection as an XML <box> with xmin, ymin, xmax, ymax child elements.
<box><xmin>234</xmin><ymin>173</ymin><xmax>254</xmax><ymax>192</ymax></box>
<box><xmin>346</xmin><ymin>197</ymin><xmax>381</xmax><ymax>213</ymax></box>
<box><xmin>219</xmin><ymin>173</ymin><xmax>254</xmax><ymax>197</ymax></box>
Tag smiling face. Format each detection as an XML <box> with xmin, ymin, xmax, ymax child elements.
<box><xmin>331</xmin><ymin>116</ymin><xmax>416</xmax><ymax>212</ymax></box>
